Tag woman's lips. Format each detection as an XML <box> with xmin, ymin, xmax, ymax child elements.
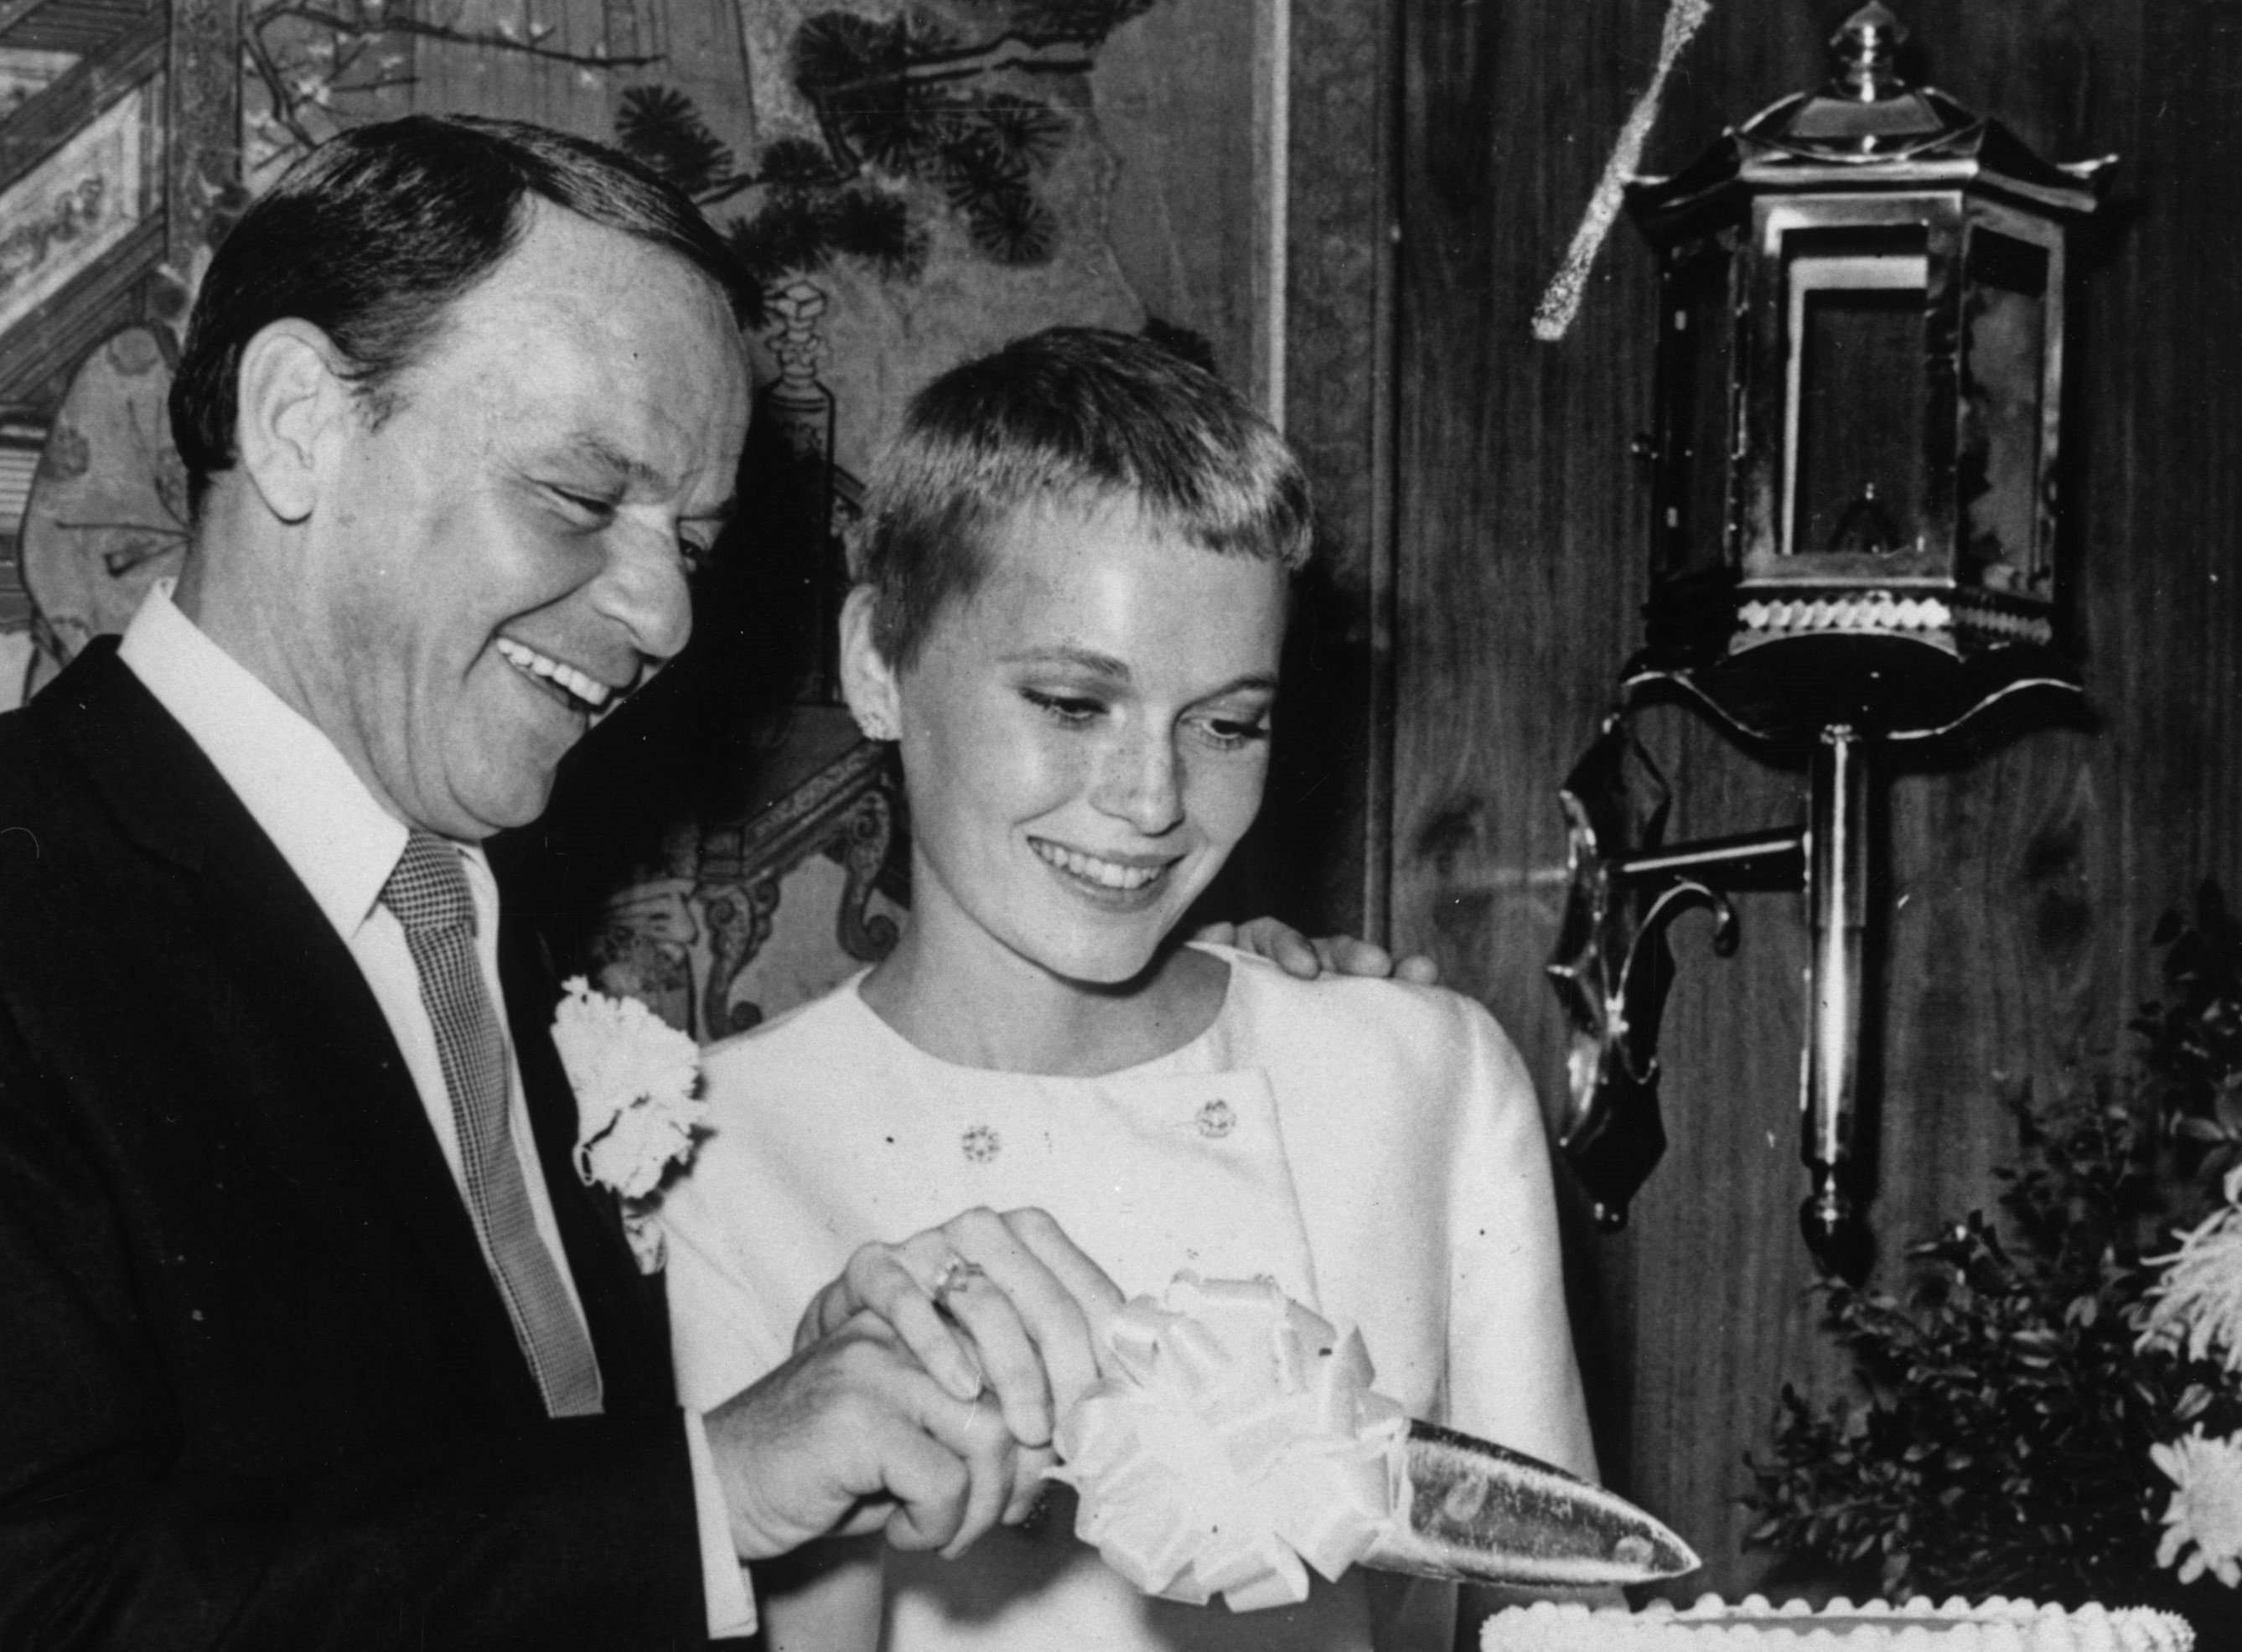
<box><xmin>1029</xmin><ymin>837</ymin><xmax>1180</xmax><ymax>907</ymax></box>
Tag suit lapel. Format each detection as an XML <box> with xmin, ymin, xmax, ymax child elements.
<box><xmin>44</xmin><ymin>644</ymin><xmax>547</xmax><ymax>1417</ymax></box>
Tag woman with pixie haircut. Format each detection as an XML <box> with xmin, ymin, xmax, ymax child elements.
<box><xmin>658</xmin><ymin>328</ymin><xmax>1597</xmax><ymax>1652</ymax></box>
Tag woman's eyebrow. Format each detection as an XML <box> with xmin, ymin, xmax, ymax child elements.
<box><xmin>999</xmin><ymin>645</ymin><xmax>1132</xmax><ymax>680</ymax></box>
<box><xmin>1204</xmin><ymin>672</ymin><xmax>1281</xmax><ymax>697</ymax></box>
<box><xmin>997</xmin><ymin>647</ymin><xmax>1279</xmax><ymax>697</ymax></box>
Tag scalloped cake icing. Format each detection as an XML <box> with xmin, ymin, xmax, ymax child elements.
<box><xmin>1481</xmin><ymin>1594</ymin><xmax>2196</xmax><ymax>1652</ymax></box>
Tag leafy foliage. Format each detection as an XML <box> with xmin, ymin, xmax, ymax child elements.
<box><xmin>783</xmin><ymin>4</ymin><xmax>1147</xmax><ymax>267</ymax></box>
<box><xmin>2137</xmin><ymin>883</ymin><xmax>2242</xmax><ymax>1189</ymax></box>
<box><xmin>616</xmin><ymin>1</ymin><xmax>1154</xmax><ymax>323</ymax></box>
<box><xmin>1746</xmin><ymin>885</ymin><xmax>2242</xmax><ymax>1609</ymax></box>
<box><xmin>727</xmin><ymin>184</ymin><xmax>929</xmax><ymax>324</ymax></box>
<box><xmin>615</xmin><ymin>86</ymin><xmax>735</xmax><ymax>199</ymax></box>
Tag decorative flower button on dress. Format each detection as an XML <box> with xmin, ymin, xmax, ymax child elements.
<box><xmin>1196</xmin><ymin>1099</ymin><xmax>1235</xmax><ymax>1139</ymax></box>
<box><xmin>960</xmin><ymin>1124</ymin><xmax>1001</xmax><ymax>1163</ymax></box>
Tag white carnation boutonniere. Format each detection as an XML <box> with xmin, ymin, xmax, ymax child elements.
<box><xmin>553</xmin><ymin>976</ymin><xmax>706</xmax><ymax>1274</ymax></box>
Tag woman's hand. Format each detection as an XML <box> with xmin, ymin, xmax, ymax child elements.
<box><xmin>1197</xmin><ymin>917</ymin><xmax>1441</xmax><ymax>985</ymax></box>
<box><xmin>794</xmin><ymin>1207</ymin><xmax>1126</xmax><ymax>1519</ymax></box>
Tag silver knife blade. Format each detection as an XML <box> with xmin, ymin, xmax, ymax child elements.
<box><xmin>1361</xmin><ymin>1420</ymin><xmax>1700</xmax><ymax>1588</ymax></box>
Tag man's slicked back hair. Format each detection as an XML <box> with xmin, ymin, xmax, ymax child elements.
<box><xmin>858</xmin><ymin>326</ymin><xmax>1313</xmax><ymax>674</ymax></box>
<box><xmin>170</xmin><ymin>113</ymin><xmax>748</xmax><ymax>515</ymax></box>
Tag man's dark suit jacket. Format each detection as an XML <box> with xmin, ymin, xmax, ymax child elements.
<box><xmin>0</xmin><ymin>640</ymin><xmax>717</xmax><ymax>1648</ymax></box>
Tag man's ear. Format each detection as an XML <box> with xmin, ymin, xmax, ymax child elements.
<box><xmin>838</xmin><ymin>583</ymin><xmax>904</xmax><ymax>742</ymax></box>
<box><xmin>233</xmin><ymin>319</ymin><xmax>351</xmax><ymax>525</ymax></box>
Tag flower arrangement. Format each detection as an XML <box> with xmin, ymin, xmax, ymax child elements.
<box><xmin>552</xmin><ymin>976</ymin><xmax>706</xmax><ymax>1271</ymax></box>
<box><xmin>1746</xmin><ymin>883</ymin><xmax>2242</xmax><ymax>1636</ymax></box>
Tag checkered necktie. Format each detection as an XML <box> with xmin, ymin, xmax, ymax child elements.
<box><xmin>382</xmin><ymin>830</ymin><xmax>603</xmax><ymax>1417</ymax></box>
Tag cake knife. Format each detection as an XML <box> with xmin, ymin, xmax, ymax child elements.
<box><xmin>1362</xmin><ymin>1419</ymin><xmax>1701</xmax><ymax>1588</ymax></box>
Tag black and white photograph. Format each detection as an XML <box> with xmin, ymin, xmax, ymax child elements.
<box><xmin>0</xmin><ymin>1</ymin><xmax>2236</xmax><ymax>1647</ymax></box>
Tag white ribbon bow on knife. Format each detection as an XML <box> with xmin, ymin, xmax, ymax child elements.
<box><xmin>1048</xmin><ymin>1273</ymin><xmax>1699</xmax><ymax>1613</ymax></box>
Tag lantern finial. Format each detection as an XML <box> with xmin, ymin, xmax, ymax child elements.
<box><xmin>1832</xmin><ymin>4</ymin><xmax>1909</xmax><ymax>102</ymax></box>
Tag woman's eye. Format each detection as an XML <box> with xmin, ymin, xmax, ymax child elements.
<box><xmin>1023</xmin><ymin>689</ymin><xmax>1104</xmax><ymax>725</ymax></box>
<box><xmin>1198</xmin><ymin>714</ymin><xmax>1272</xmax><ymax>749</ymax></box>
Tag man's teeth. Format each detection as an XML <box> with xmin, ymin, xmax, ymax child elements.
<box><xmin>495</xmin><ymin>638</ymin><xmax>611</xmax><ymax>709</ymax></box>
<box><xmin>1032</xmin><ymin>840</ymin><xmax>1165</xmax><ymax>891</ymax></box>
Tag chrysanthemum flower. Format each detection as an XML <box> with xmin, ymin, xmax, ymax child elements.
<box><xmin>2153</xmin><ymin>1426</ymin><xmax>2242</xmax><ymax>1588</ymax></box>
<box><xmin>2139</xmin><ymin>1191</ymin><xmax>2242</xmax><ymax>1375</ymax></box>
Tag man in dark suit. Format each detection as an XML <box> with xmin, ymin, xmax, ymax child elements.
<box><xmin>0</xmin><ymin>115</ymin><xmax>1089</xmax><ymax>1649</ymax></box>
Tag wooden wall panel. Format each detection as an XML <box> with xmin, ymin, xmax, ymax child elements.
<box><xmin>1266</xmin><ymin>0</ymin><xmax>1393</xmax><ymax>931</ymax></box>
<box><xmin>1389</xmin><ymin>0</ymin><xmax>2242</xmax><ymax>1601</ymax></box>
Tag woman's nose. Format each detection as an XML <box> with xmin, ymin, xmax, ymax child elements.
<box><xmin>1092</xmin><ymin>729</ymin><xmax>1185</xmax><ymax>836</ymax></box>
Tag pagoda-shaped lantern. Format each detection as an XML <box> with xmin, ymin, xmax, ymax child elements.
<box><xmin>1627</xmin><ymin>2</ymin><xmax>2108</xmax><ymax>733</ymax></box>
<box><xmin>1546</xmin><ymin>6</ymin><xmax>2110</xmax><ymax>1277</ymax></box>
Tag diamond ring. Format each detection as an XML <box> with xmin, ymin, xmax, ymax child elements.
<box><xmin>930</xmin><ymin>1256</ymin><xmax>986</xmax><ymax>1308</ymax></box>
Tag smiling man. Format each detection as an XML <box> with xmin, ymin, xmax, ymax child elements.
<box><xmin>174</xmin><ymin>161</ymin><xmax>743</xmax><ymax>842</ymax></box>
<box><xmin>0</xmin><ymin>117</ymin><xmax>1091</xmax><ymax>1650</ymax></box>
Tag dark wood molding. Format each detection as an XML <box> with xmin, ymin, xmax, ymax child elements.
<box><xmin>167</xmin><ymin>0</ymin><xmax>241</xmax><ymax>266</ymax></box>
<box><xmin>1271</xmin><ymin>0</ymin><xmax>1402</xmax><ymax>939</ymax></box>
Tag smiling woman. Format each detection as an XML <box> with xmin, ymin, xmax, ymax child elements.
<box><xmin>655</xmin><ymin>328</ymin><xmax>1602</xmax><ymax>1652</ymax></box>
<box><xmin>849</xmin><ymin>491</ymin><xmax>1287</xmax><ymax>1042</ymax></box>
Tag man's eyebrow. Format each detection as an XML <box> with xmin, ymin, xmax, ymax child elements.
<box><xmin>560</xmin><ymin>436</ymin><xmax>676</xmax><ymax>494</ymax></box>
<box><xmin>555</xmin><ymin>440</ymin><xmax>734</xmax><ymax>523</ymax></box>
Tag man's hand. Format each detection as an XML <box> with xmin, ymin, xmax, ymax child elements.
<box><xmin>1198</xmin><ymin>917</ymin><xmax>1440</xmax><ymax>985</ymax></box>
<box><xmin>794</xmin><ymin>1206</ymin><xmax>1124</xmax><ymax>1520</ymax></box>
<box><xmin>704</xmin><ymin>1312</ymin><xmax>1022</xmax><ymax>1563</ymax></box>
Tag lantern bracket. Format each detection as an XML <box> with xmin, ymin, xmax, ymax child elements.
<box><xmin>1548</xmin><ymin>710</ymin><xmax>1889</xmax><ymax>1282</ymax></box>
<box><xmin>1548</xmin><ymin>720</ymin><xmax>1802</xmax><ymax>1213</ymax></box>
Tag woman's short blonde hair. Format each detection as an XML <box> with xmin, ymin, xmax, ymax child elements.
<box><xmin>857</xmin><ymin>326</ymin><xmax>1313</xmax><ymax>672</ymax></box>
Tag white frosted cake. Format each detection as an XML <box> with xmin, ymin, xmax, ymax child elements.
<box><xmin>1483</xmin><ymin>1594</ymin><xmax>2196</xmax><ymax>1652</ymax></box>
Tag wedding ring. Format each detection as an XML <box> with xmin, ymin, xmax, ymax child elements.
<box><xmin>926</xmin><ymin>1258</ymin><xmax>991</xmax><ymax>1400</ymax></box>
<box><xmin>930</xmin><ymin>1256</ymin><xmax>986</xmax><ymax>1308</ymax></box>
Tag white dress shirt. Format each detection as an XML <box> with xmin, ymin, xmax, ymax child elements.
<box><xmin>118</xmin><ymin>581</ymin><xmax>754</xmax><ymax>1638</ymax></box>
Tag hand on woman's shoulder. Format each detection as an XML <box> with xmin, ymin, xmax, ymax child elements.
<box><xmin>1208</xmin><ymin>940</ymin><xmax>1523</xmax><ymax>1087</ymax></box>
<box><xmin>1195</xmin><ymin>917</ymin><xmax>1441</xmax><ymax>985</ymax></box>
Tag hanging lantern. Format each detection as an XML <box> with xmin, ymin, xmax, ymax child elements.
<box><xmin>1625</xmin><ymin>1</ymin><xmax>2109</xmax><ymax>738</ymax></box>
<box><xmin>1546</xmin><ymin>5</ymin><xmax>2110</xmax><ymax>1277</ymax></box>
